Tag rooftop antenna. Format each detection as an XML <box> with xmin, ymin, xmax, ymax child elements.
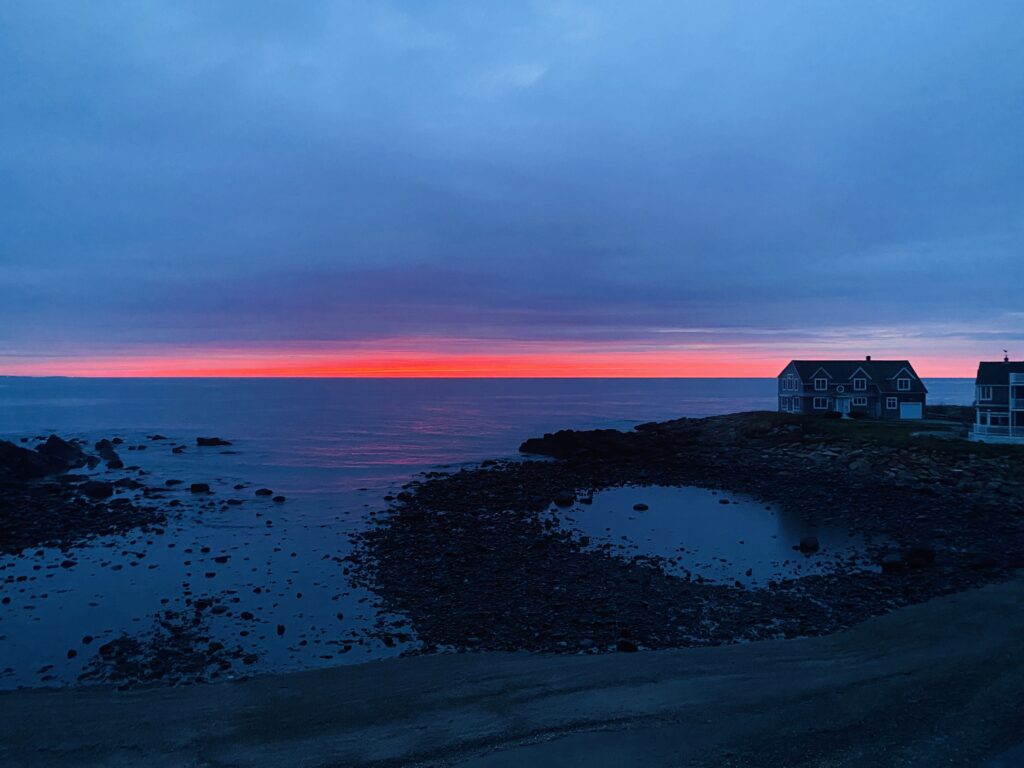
<box><xmin>1004</xmin><ymin>349</ymin><xmax>1010</xmax><ymax>363</ymax></box>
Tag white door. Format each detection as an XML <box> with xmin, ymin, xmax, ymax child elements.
<box><xmin>899</xmin><ymin>402</ymin><xmax>923</xmax><ymax>420</ymax></box>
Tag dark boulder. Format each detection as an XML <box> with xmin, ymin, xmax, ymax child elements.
<box><xmin>196</xmin><ymin>437</ymin><xmax>231</xmax><ymax>447</ymax></box>
<box><xmin>902</xmin><ymin>545</ymin><xmax>936</xmax><ymax>569</ymax></box>
<box><xmin>1</xmin><ymin>436</ymin><xmax>94</xmax><ymax>481</ymax></box>
<box><xmin>255</xmin><ymin>488</ymin><xmax>274</xmax><ymax>497</ymax></box>
<box><xmin>552</xmin><ymin>491</ymin><xmax>575</xmax><ymax>507</ymax></box>
<box><xmin>798</xmin><ymin>536</ymin><xmax>820</xmax><ymax>554</ymax></box>
<box><xmin>37</xmin><ymin>435</ymin><xmax>90</xmax><ymax>471</ymax></box>
<box><xmin>80</xmin><ymin>481</ymin><xmax>114</xmax><ymax>499</ymax></box>
<box><xmin>94</xmin><ymin>439</ymin><xmax>120</xmax><ymax>462</ymax></box>
<box><xmin>189</xmin><ymin>483</ymin><xmax>211</xmax><ymax>494</ymax></box>
<box><xmin>880</xmin><ymin>553</ymin><xmax>904</xmax><ymax>574</ymax></box>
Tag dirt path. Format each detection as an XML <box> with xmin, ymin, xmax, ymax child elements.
<box><xmin>2</xmin><ymin>574</ymin><xmax>1023</xmax><ymax>767</ymax></box>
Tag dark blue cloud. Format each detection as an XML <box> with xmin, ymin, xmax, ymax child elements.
<box><xmin>2</xmin><ymin>1</ymin><xmax>1023</xmax><ymax>357</ymax></box>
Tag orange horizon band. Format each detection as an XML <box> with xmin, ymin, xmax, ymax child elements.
<box><xmin>0</xmin><ymin>350</ymin><xmax>980</xmax><ymax>378</ymax></box>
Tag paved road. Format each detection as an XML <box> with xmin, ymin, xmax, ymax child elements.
<box><xmin>3</xmin><ymin>576</ymin><xmax>1023</xmax><ymax>767</ymax></box>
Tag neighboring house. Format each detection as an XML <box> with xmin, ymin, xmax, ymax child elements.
<box><xmin>777</xmin><ymin>357</ymin><xmax>927</xmax><ymax>419</ymax></box>
<box><xmin>969</xmin><ymin>356</ymin><xmax>1024</xmax><ymax>443</ymax></box>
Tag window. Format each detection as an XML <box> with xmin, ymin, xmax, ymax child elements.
<box><xmin>853</xmin><ymin>396</ymin><xmax>867</xmax><ymax>406</ymax></box>
<box><xmin>791</xmin><ymin>398</ymin><xmax>801</xmax><ymax>412</ymax></box>
<box><xmin>780</xmin><ymin>396</ymin><xmax>789</xmax><ymax>410</ymax></box>
<box><xmin>814</xmin><ymin>378</ymin><xmax>828</xmax><ymax>391</ymax></box>
<box><xmin>897</xmin><ymin>378</ymin><xmax>910</xmax><ymax>391</ymax></box>
<box><xmin>886</xmin><ymin>396</ymin><xmax>898</xmax><ymax>410</ymax></box>
<box><xmin>813</xmin><ymin>397</ymin><xmax>828</xmax><ymax>409</ymax></box>
<box><xmin>854</xmin><ymin>378</ymin><xmax>866</xmax><ymax>391</ymax></box>
<box><xmin>980</xmin><ymin>385</ymin><xmax>993</xmax><ymax>401</ymax></box>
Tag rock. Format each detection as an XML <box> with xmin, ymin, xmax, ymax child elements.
<box><xmin>718</xmin><ymin>498</ymin><xmax>730</xmax><ymax>505</ymax></box>
<box><xmin>196</xmin><ymin>437</ymin><xmax>232</xmax><ymax>447</ymax></box>
<box><xmin>189</xmin><ymin>483</ymin><xmax>211</xmax><ymax>494</ymax></box>
<box><xmin>255</xmin><ymin>488</ymin><xmax>274</xmax><ymax>497</ymax></box>
<box><xmin>633</xmin><ymin>503</ymin><xmax>649</xmax><ymax>511</ymax></box>
<box><xmin>966</xmin><ymin>552</ymin><xmax>998</xmax><ymax>570</ymax></box>
<box><xmin>36</xmin><ymin>435</ymin><xmax>91</xmax><ymax>471</ymax></box>
<box><xmin>880</xmin><ymin>553</ymin><xmax>904</xmax><ymax>574</ymax></box>
<box><xmin>616</xmin><ymin>639</ymin><xmax>638</xmax><ymax>652</ymax></box>
<box><xmin>272</xmin><ymin>495</ymin><xmax>286</xmax><ymax>503</ymax></box>
<box><xmin>172</xmin><ymin>446</ymin><xmax>186</xmax><ymax>454</ymax></box>
<box><xmin>80</xmin><ymin>481</ymin><xmax>114</xmax><ymax>499</ymax></box>
<box><xmin>798</xmin><ymin>536</ymin><xmax>820</xmax><ymax>554</ymax></box>
<box><xmin>902</xmin><ymin>545</ymin><xmax>935</xmax><ymax>569</ymax></box>
<box><xmin>552</xmin><ymin>492</ymin><xmax>575</xmax><ymax>507</ymax></box>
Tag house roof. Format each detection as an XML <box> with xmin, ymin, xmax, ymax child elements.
<box><xmin>976</xmin><ymin>361</ymin><xmax>1024</xmax><ymax>386</ymax></box>
<box><xmin>779</xmin><ymin>360</ymin><xmax>928</xmax><ymax>393</ymax></box>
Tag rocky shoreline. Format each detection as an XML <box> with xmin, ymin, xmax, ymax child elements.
<box><xmin>5</xmin><ymin>409</ymin><xmax>1023</xmax><ymax>687</ymax></box>
<box><xmin>0</xmin><ymin>434</ymin><xmax>291</xmax><ymax>688</ymax></box>
<box><xmin>352</xmin><ymin>408</ymin><xmax>1024</xmax><ymax>655</ymax></box>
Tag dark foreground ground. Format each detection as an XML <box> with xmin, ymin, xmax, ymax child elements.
<box><xmin>2</xmin><ymin>573</ymin><xmax>1023</xmax><ymax>767</ymax></box>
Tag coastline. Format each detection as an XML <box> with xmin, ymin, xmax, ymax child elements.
<box><xmin>4</xmin><ymin>406</ymin><xmax>1023</xmax><ymax>687</ymax></box>
<box><xmin>2</xmin><ymin>573</ymin><xmax>1022</xmax><ymax>767</ymax></box>
<box><xmin>353</xmin><ymin>408</ymin><xmax>1024</xmax><ymax>656</ymax></box>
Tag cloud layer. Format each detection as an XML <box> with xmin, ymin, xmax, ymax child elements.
<box><xmin>2</xmin><ymin>1</ymin><xmax>1023</xmax><ymax>374</ymax></box>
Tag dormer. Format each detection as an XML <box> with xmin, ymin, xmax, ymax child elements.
<box><xmin>848</xmin><ymin>366</ymin><xmax>872</xmax><ymax>392</ymax></box>
<box><xmin>809</xmin><ymin>366</ymin><xmax>832</xmax><ymax>391</ymax></box>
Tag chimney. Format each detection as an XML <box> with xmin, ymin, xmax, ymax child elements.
<box><xmin>865</xmin><ymin>355</ymin><xmax>871</xmax><ymax>362</ymax></box>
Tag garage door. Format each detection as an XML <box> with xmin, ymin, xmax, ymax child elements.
<box><xmin>899</xmin><ymin>402</ymin><xmax>923</xmax><ymax>420</ymax></box>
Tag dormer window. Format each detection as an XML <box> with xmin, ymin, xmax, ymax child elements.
<box><xmin>854</xmin><ymin>378</ymin><xmax>866</xmax><ymax>391</ymax></box>
<box><xmin>980</xmin><ymin>385</ymin><xmax>993</xmax><ymax>401</ymax></box>
<box><xmin>896</xmin><ymin>378</ymin><xmax>910</xmax><ymax>391</ymax></box>
<box><xmin>814</xmin><ymin>378</ymin><xmax>827</xmax><ymax>391</ymax></box>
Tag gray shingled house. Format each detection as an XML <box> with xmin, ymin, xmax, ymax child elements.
<box><xmin>777</xmin><ymin>356</ymin><xmax>927</xmax><ymax>419</ymax></box>
<box><xmin>970</xmin><ymin>356</ymin><xmax>1024</xmax><ymax>443</ymax></box>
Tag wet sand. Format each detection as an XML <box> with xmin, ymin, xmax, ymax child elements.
<box><xmin>2</xmin><ymin>573</ymin><xmax>1022</xmax><ymax>767</ymax></box>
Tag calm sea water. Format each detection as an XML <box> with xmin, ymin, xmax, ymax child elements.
<box><xmin>0</xmin><ymin>377</ymin><xmax>973</xmax><ymax>687</ymax></box>
<box><xmin>0</xmin><ymin>377</ymin><xmax>974</xmax><ymax>489</ymax></box>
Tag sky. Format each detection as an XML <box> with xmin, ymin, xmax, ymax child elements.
<box><xmin>2</xmin><ymin>1</ymin><xmax>1023</xmax><ymax>377</ymax></box>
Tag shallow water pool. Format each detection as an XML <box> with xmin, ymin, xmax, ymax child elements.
<box><xmin>557</xmin><ymin>485</ymin><xmax>875</xmax><ymax>586</ymax></box>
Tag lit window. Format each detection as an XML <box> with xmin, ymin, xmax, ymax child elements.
<box><xmin>897</xmin><ymin>378</ymin><xmax>910</xmax><ymax>391</ymax></box>
<box><xmin>814</xmin><ymin>378</ymin><xmax>827</xmax><ymax>391</ymax></box>
<box><xmin>854</xmin><ymin>378</ymin><xmax>866</xmax><ymax>391</ymax></box>
<box><xmin>886</xmin><ymin>397</ymin><xmax>897</xmax><ymax>409</ymax></box>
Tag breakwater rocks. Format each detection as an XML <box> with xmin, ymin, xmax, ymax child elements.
<box><xmin>352</xmin><ymin>410</ymin><xmax>1024</xmax><ymax>655</ymax></box>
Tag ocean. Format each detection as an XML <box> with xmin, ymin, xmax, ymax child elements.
<box><xmin>0</xmin><ymin>377</ymin><xmax>974</xmax><ymax>687</ymax></box>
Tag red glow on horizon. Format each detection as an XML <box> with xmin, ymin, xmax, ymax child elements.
<box><xmin>0</xmin><ymin>345</ymin><xmax>979</xmax><ymax>378</ymax></box>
